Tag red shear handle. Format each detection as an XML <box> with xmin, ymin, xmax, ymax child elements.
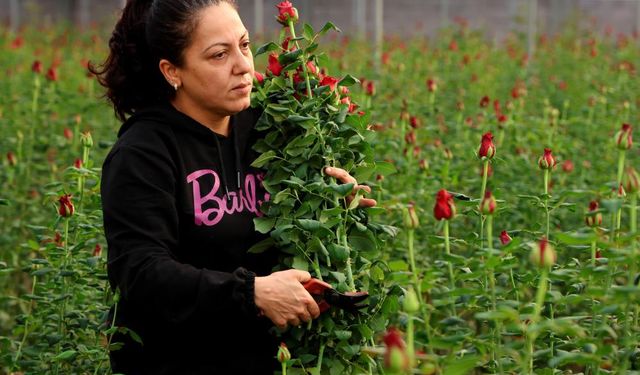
<box><xmin>302</xmin><ymin>278</ymin><xmax>333</xmax><ymax>313</ymax></box>
<box><xmin>302</xmin><ymin>278</ymin><xmax>333</xmax><ymax>294</ymax></box>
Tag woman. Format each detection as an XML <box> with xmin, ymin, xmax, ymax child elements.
<box><xmin>93</xmin><ymin>0</ymin><xmax>375</xmax><ymax>373</ymax></box>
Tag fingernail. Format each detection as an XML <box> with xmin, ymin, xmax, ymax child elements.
<box><xmin>325</xmin><ymin>167</ymin><xmax>332</xmax><ymax>172</ymax></box>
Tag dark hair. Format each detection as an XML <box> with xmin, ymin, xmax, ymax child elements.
<box><xmin>90</xmin><ymin>0</ymin><xmax>237</xmax><ymax>121</ymax></box>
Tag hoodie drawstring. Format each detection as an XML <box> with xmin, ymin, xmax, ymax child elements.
<box><xmin>213</xmin><ymin>131</ymin><xmax>243</xmax><ymax>201</ymax></box>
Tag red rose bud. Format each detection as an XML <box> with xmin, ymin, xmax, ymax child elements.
<box><xmin>493</xmin><ymin>100</ymin><xmax>501</xmax><ymax>115</ymax></box>
<box><xmin>409</xmin><ymin>116</ymin><xmax>421</xmax><ymax>129</ymax></box>
<box><xmin>74</xmin><ymin>159</ymin><xmax>83</xmax><ymax>169</ymax></box>
<box><xmin>267</xmin><ymin>54</ymin><xmax>283</xmax><ymax>76</ymax></box>
<box><xmin>63</xmin><ymin>128</ymin><xmax>73</xmax><ymax>140</ymax></box>
<box><xmin>616</xmin><ymin>183</ymin><xmax>626</xmax><ymax>198</ymax></box>
<box><xmin>58</xmin><ymin>194</ymin><xmax>75</xmax><ymax>218</ymax></box>
<box><xmin>93</xmin><ymin>244</ymin><xmax>102</xmax><ymax>257</ymax></box>
<box><xmin>419</xmin><ymin>159</ymin><xmax>429</xmax><ymax>170</ymax></box>
<box><xmin>46</xmin><ymin>66</ymin><xmax>58</xmax><ymax>81</ymax></box>
<box><xmin>624</xmin><ymin>167</ymin><xmax>640</xmax><ymax>194</ymax></box>
<box><xmin>10</xmin><ymin>36</ymin><xmax>24</xmax><ymax>49</ymax></box>
<box><xmin>529</xmin><ymin>237</ymin><xmax>557</xmax><ymax>268</ymax></box>
<box><xmin>277</xmin><ymin>342</ymin><xmax>291</xmax><ymax>363</ymax></box>
<box><xmin>319</xmin><ymin>76</ymin><xmax>339</xmax><ymax>92</ymax></box>
<box><xmin>276</xmin><ymin>1</ymin><xmax>299</xmax><ymax>26</ymax></box>
<box><xmin>477</xmin><ymin>131</ymin><xmax>496</xmax><ymax>159</ymax></box>
<box><xmin>254</xmin><ymin>71</ymin><xmax>264</xmax><ymax>85</ymax></box>
<box><xmin>615</xmin><ymin>123</ymin><xmax>633</xmax><ymax>150</ymax></box>
<box><xmin>538</xmin><ymin>148</ymin><xmax>556</xmax><ymax>170</ymax></box>
<box><xmin>479</xmin><ymin>95</ymin><xmax>490</xmax><ymax>108</ymax></box>
<box><xmin>562</xmin><ymin>160</ymin><xmax>574</xmax><ymax>173</ymax></box>
<box><xmin>500</xmin><ymin>230</ymin><xmax>512</xmax><ymax>245</ymax></box>
<box><xmin>585</xmin><ymin>200</ymin><xmax>603</xmax><ymax>227</ymax></box>
<box><xmin>339</xmin><ymin>86</ymin><xmax>349</xmax><ymax>96</ymax></box>
<box><xmin>281</xmin><ymin>36</ymin><xmax>292</xmax><ymax>51</ymax></box>
<box><xmin>405</xmin><ymin>131</ymin><xmax>416</xmax><ymax>145</ymax></box>
<box><xmin>306</xmin><ymin>61</ymin><xmax>318</xmax><ymax>75</ymax></box>
<box><xmin>434</xmin><ymin>189</ymin><xmax>456</xmax><ymax>221</ymax></box>
<box><xmin>292</xmin><ymin>71</ymin><xmax>304</xmax><ymax>85</ymax></box>
<box><xmin>412</xmin><ymin>146</ymin><xmax>421</xmax><ymax>158</ymax></box>
<box><xmin>383</xmin><ymin>327</ymin><xmax>409</xmax><ymax>372</ymax></box>
<box><xmin>403</xmin><ymin>202</ymin><xmax>420</xmax><ymax>229</ymax></box>
<box><xmin>426</xmin><ymin>79</ymin><xmax>437</xmax><ymax>93</ymax></box>
<box><xmin>479</xmin><ymin>190</ymin><xmax>497</xmax><ymax>215</ymax></box>
<box><xmin>32</xmin><ymin>60</ymin><xmax>42</xmax><ymax>74</ymax></box>
<box><xmin>7</xmin><ymin>151</ymin><xmax>17</xmax><ymax>167</ymax></box>
<box><xmin>365</xmin><ymin>81</ymin><xmax>376</xmax><ymax>96</ymax></box>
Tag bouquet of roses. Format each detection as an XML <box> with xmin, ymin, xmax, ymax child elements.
<box><xmin>250</xmin><ymin>2</ymin><xmax>398</xmax><ymax>374</ymax></box>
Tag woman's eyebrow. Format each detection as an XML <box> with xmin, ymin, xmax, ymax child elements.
<box><xmin>202</xmin><ymin>31</ymin><xmax>249</xmax><ymax>54</ymax></box>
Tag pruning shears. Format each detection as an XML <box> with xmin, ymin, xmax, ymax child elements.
<box><xmin>302</xmin><ymin>278</ymin><xmax>369</xmax><ymax>314</ymax></box>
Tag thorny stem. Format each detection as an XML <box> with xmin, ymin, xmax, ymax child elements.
<box><xmin>288</xmin><ymin>20</ymin><xmax>313</xmax><ymax>99</ymax></box>
<box><xmin>527</xmin><ymin>268</ymin><xmax>549</xmax><ymax>374</ymax></box>
<box><xmin>408</xmin><ymin>229</ymin><xmax>432</xmax><ymax>352</ymax></box>
<box><xmin>544</xmin><ymin>169</ymin><xmax>550</xmax><ymax>238</ymax></box>
<box><xmin>13</xmin><ymin>276</ymin><xmax>37</xmax><ymax>367</ymax></box>
<box><xmin>444</xmin><ymin>220</ymin><xmax>456</xmax><ymax>316</ymax></box>
<box><xmin>486</xmin><ymin>215</ymin><xmax>503</xmax><ymax>374</ymax></box>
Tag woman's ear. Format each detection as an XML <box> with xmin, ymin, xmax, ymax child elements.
<box><xmin>159</xmin><ymin>59</ymin><xmax>181</xmax><ymax>89</ymax></box>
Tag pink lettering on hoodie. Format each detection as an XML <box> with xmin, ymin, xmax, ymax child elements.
<box><xmin>186</xmin><ymin>169</ymin><xmax>270</xmax><ymax>226</ymax></box>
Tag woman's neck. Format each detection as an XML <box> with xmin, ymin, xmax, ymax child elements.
<box><xmin>171</xmin><ymin>98</ymin><xmax>230</xmax><ymax>136</ymax></box>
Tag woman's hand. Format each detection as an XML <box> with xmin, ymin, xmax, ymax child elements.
<box><xmin>324</xmin><ymin>167</ymin><xmax>377</xmax><ymax>208</ymax></box>
<box><xmin>254</xmin><ymin>270</ymin><xmax>320</xmax><ymax>330</ymax></box>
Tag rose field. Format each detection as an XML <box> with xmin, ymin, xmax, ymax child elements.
<box><xmin>1</xmin><ymin>4</ymin><xmax>640</xmax><ymax>374</ymax></box>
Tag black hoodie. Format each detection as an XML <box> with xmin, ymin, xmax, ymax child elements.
<box><xmin>101</xmin><ymin>104</ymin><xmax>279</xmax><ymax>374</ymax></box>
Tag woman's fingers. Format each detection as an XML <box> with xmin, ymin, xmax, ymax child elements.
<box><xmin>325</xmin><ymin>167</ymin><xmax>376</xmax><ymax>208</ymax></box>
<box><xmin>324</xmin><ymin>166</ymin><xmax>356</xmax><ymax>184</ymax></box>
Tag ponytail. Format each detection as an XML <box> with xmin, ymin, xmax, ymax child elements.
<box><xmin>90</xmin><ymin>0</ymin><xmax>237</xmax><ymax>122</ymax></box>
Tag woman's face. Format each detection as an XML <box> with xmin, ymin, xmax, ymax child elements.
<box><xmin>176</xmin><ymin>2</ymin><xmax>254</xmax><ymax>118</ymax></box>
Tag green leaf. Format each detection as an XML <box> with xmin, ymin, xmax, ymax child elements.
<box><xmin>298</xmin><ymin>219</ymin><xmax>321</xmax><ymax>231</ymax></box>
<box><xmin>247</xmin><ymin>237</ymin><xmax>275</xmax><ymax>254</ymax></box>
<box><xmin>375</xmin><ymin>161</ymin><xmax>397</xmax><ymax>176</ymax></box>
<box><xmin>333</xmin><ymin>330</ymin><xmax>352</xmax><ymax>340</ymax></box>
<box><xmin>251</xmin><ymin>150</ymin><xmax>277</xmax><ymax>168</ymax></box>
<box><xmin>388</xmin><ymin>260</ymin><xmax>409</xmax><ymax>271</ymax></box>
<box><xmin>329</xmin><ymin>183</ymin><xmax>355</xmax><ymax>197</ymax></box>
<box><xmin>279</xmin><ymin>49</ymin><xmax>304</xmax><ymax>64</ymax></box>
<box><xmin>31</xmin><ymin>267</ymin><xmax>55</xmax><ymax>276</ymax></box>
<box><xmin>255</xmin><ymin>42</ymin><xmax>279</xmax><ymax>56</ymax></box>
<box><xmin>349</xmin><ymin>231</ymin><xmax>376</xmax><ymax>253</ymax></box>
<box><xmin>53</xmin><ymin>350</ymin><xmax>77</xmax><ymax>361</ymax></box>
<box><xmin>254</xmin><ymin>217</ymin><xmax>276</xmax><ymax>234</ymax></box>
<box><xmin>327</xmin><ymin>244</ymin><xmax>349</xmax><ymax>262</ymax></box>
<box><xmin>442</xmin><ymin>355</ymin><xmax>479</xmax><ymax>375</ymax></box>
<box><xmin>548</xmin><ymin>351</ymin><xmax>599</xmax><ymax>367</ymax></box>
<box><xmin>317</xmin><ymin>21</ymin><xmax>341</xmax><ymax>37</ymax></box>
<box><xmin>556</xmin><ymin>231</ymin><xmax>597</xmax><ymax>245</ymax></box>
<box><xmin>0</xmin><ymin>198</ymin><xmax>9</xmax><ymax>206</ymax></box>
<box><xmin>302</xmin><ymin>23</ymin><xmax>315</xmax><ymax>41</ymax></box>
<box><xmin>292</xmin><ymin>255</ymin><xmax>309</xmax><ymax>271</ymax></box>
<box><xmin>338</xmin><ymin>74</ymin><xmax>360</xmax><ymax>87</ymax></box>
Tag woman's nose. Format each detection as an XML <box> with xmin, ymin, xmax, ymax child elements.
<box><xmin>233</xmin><ymin>51</ymin><xmax>252</xmax><ymax>75</ymax></box>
